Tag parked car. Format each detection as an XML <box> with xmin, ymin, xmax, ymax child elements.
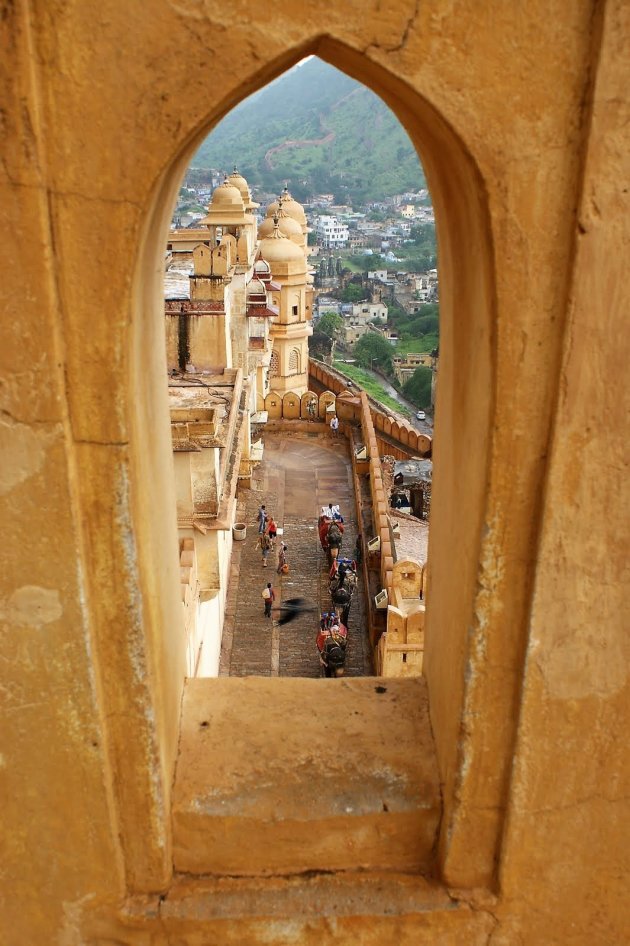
<box><xmin>416</xmin><ymin>410</ymin><xmax>426</xmax><ymax>420</ymax></box>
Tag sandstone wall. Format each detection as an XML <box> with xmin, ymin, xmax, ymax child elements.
<box><xmin>1</xmin><ymin>1</ymin><xmax>628</xmax><ymax>943</ymax></box>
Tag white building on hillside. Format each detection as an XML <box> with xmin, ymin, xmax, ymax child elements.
<box><xmin>315</xmin><ymin>215</ymin><xmax>349</xmax><ymax>248</ymax></box>
<box><xmin>352</xmin><ymin>300</ymin><xmax>388</xmax><ymax>323</ymax></box>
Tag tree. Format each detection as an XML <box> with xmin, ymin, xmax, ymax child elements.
<box><xmin>403</xmin><ymin>366</ymin><xmax>432</xmax><ymax>408</ymax></box>
<box><xmin>354</xmin><ymin>333</ymin><xmax>394</xmax><ymax>374</ymax></box>
<box><xmin>317</xmin><ymin>312</ymin><xmax>343</xmax><ymax>338</ymax></box>
<box><xmin>310</xmin><ymin>331</ymin><xmax>334</xmax><ymax>361</ymax></box>
<box><xmin>409</xmin><ymin>222</ymin><xmax>436</xmax><ymax>247</ymax></box>
<box><xmin>185</xmin><ymin>167</ymin><xmax>215</xmax><ymax>185</ymax></box>
<box><xmin>415</xmin><ymin>313</ymin><xmax>439</xmax><ymax>335</ymax></box>
<box><xmin>340</xmin><ymin>283</ymin><xmax>365</xmax><ymax>303</ymax></box>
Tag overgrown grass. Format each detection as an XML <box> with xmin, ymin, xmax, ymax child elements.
<box><xmin>393</xmin><ymin>334</ymin><xmax>439</xmax><ymax>356</ymax></box>
<box><xmin>333</xmin><ymin>361</ymin><xmax>412</xmax><ymax>419</ymax></box>
<box><xmin>339</xmin><ymin>255</ymin><xmax>367</xmax><ymax>273</ymax></box>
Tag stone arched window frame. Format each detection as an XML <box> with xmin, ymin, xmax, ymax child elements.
<box><xmin>120</xmin><ymin>34</ymin><xmax>511</xmax><ymax>897</ymax></box>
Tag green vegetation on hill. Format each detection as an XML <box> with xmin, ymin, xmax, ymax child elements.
<box><xmin>394</xmin><ymin>334</ymin><xmax>439</xmax><ymax>356</ymax></box>
<box><xmin>353</xmin><ymin>333</ymin><xmax>394</xmax><ymax>373</ymax></box>
<box><xmin>332</xmin><ymin>362</ymin><xmax>412</xmax><ymax>419</ymax></box>
<box><xmin>396</xmin><ymin>223</ymin><xmax>438</xmax><ymax>271</ymax></box>
<box><xmin>403</xmin><ymin>367</ymin><xmax>433</xmax><ymax>409</ymax></box>
<box><xmin>389</xmin><ymin>301</ymin><xmax>439</xmax><ymax>354</ymax></box>
<box><xmin>317</xmin><ymin>312</ymin><xmax>343</xmax><ymax>338</ymax></box>
<box><xmin>194</xmin><ymin>57</ymin><xmax>425</xmax><ymax>204</ymax></box>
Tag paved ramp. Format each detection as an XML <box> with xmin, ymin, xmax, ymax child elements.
<box><xmin>220</xmin><ymin>432</ymin><xmax>372</xmax><ymax>677</ymax></box>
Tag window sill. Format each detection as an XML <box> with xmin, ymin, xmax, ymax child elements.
<box><xmin>172</xmin><ymin>676</ymin><xmax>440</xmax><ymax>876</ymax></box>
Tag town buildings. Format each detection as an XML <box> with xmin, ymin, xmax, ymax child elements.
<box><xmin>339</xmin><ymin>298</ymin><xmax>388</xmax><ymax>346</ymax></box>
<box><xmin>315</xmin><ymin>214</ymin><xmax>350</xmax><ymax>247</ymax></box>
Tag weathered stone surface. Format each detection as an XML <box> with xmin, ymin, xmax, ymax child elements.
<box><xmin>2</xmin><ymin>0</ymin><xmax>629</xmax><ymax>943</ymax></box>
<box><xmin>172</xmin><ymin>677</ymin><xmax>440</xmax><ymax>875</ymax></box>
<box><xmin>155</xmin><ymin>873</ymin><xmax>495</xmax><ymax>944</ymax></box>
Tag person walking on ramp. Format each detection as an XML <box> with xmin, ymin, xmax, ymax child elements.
<box><xmin>262</xmin><ymin>582</ymin><xmax>275</xmax><ymax>618</ymax></box>
<box><xmin>257</xmin><ymin>504</ymin><xmax>267</xmax><ymax>533</ymax></box>
<box><xmin>258</xmin><ymin>531</ymin><xmax>272</xmax><ymax>566</ymax></box>
<box><xmin>266</xmin><ymin>515</ymin><xmax>277</xmax><ymax>547</ymax></box>
<box><xmin>277</xmin><ymin>542</ymin><xmax>288</xmax><ymax>575</ymax></box>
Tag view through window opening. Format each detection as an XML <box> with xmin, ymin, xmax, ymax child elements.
<box><xmin>123</xmin><ymin>31</ymin><xmax>498</xmax><ymax>893</ymax></box>
<box><xmin>162</xmin><ymin>56</ymin><xmax>438</xmax><ymax>683</ymax></box>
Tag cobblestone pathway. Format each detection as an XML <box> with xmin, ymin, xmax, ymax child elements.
<box><xmin>219</xmin><ymin>432</ymin><xmax>372</xmax><ymax>678</ymax></box>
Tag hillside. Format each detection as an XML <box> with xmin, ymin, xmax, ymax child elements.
<box><xmin>193</xmin><ymin>58</ymin><xmax>425</xmax><ymax>203</ymax></box>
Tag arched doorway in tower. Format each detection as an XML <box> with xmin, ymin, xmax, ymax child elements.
<box><xmin>162</xmin><ymin>57</ymin><xmax>437</xmax><ymax>681</ymax></box>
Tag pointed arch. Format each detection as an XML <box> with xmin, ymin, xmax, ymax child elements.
<box><xmin>128</xmin><ymin>32</ymin><xmax>498</xmax><ymax>891</ymax></box>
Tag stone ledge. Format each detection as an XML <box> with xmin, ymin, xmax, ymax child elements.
<box><xmin>120</xmin><ymin>873</ymin><xmax>493</xmax><ymax>945</ymax></box>
<box><xmin>172</xmin><ymin>677</ymin><xmax>440</xmax><ymax>876</ymax></box>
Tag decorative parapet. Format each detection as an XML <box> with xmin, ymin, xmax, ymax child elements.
<box><xmin>356</xmin><ymin>390</ymin><xmax>394</xmax><ymax>595</ymax></box>
<box><xmin>282</xmin><ymin>392</ymin><xmax>301</xmax><ymax>418</ymax></box>
<box><xmin>165</xmin><ymin>299</ymin><xmax>225</xmax><ymax>316</ymax></box>
<box><xmin>300</xmin><ymin>391</ymin><xmax>318</xmax><ymax>419</ymax></box>
<box><xmin>308</xmin><ymin>358</ymin><xmax>431</xmax><ymax>459</ymax></box>
<box><xmin>376</xmin><ymin>559</ymin><xmax>426</xmax><ymax>677</ymax></box>
<box><xmin>264</xmin><ymin>391</ymin><xmax>283</xmax><ymax>419</ymax></box>
<box><xmin>318</xmin><ymin>390</ymin><xmax>336</xmax><ymax>419</ymax></box>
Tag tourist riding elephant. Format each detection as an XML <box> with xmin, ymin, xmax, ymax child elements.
<box><xmin>318</xmin><ymin>514</ymin><xmax>345</xmax><ymax>562</ymax></box>
<box><xmin>326</xmin><ymin>520</ymin><xmax>343</xmax><ymax>561</ymax></box>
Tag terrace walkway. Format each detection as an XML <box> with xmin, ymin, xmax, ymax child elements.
<box><xmin>219</xmin><ymin>431</ymin><xmax>372</xmax><ymax>678</ymax></box>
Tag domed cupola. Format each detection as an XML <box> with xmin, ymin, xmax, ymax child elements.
<box><xmin>253</xmin><ymin>253</ymin><xmax>273</xmax><ymax>284</ymax></box>
<box><xmin>227</xmin><ymin>165</ymin><xmax>260</xmax><ymax>212</ymax></box>
<box><xmin>258</xmin><ymin>198</ymin><xmax>304</xmax><ymax>245</ymax></box>
<box><xmin>258</xmin><ymin>215</ymin><xmax>306</xmax><ymax>270</ymax></box>
<box><xmin>200</xmin><ymin>178</ymin><xmax>247</xmax><ymax>227</ymax></box>
<box><xmin>246</xmin><ymin>271</ymin><xmax>278</xmax><ymax>319</ymax></box>
<box><xmin>266</xmin><ymin>185</ymin><xmax>307</xmax><ymax>228</ymax></box>
<box><xmin>246</xmin><ymin>277</ymin><xmax>268</xmax><ymax>306</ymax></box>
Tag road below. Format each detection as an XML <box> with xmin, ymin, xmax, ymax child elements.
<box><xmin>342</xmin><ymin>364</ymin><xmax>434</xmax><ymax>436</ymax></box>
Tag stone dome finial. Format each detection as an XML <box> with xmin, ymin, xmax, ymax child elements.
<box><xmin>266</xmin><ymin>187</ymin><xmax>306</xmax><ymax>227</ymax></box>
<box><xmin>257</xmin><ymin>202</ymin><xmax>303</xmax><ymax>245</ymax></box>
<box><xmin>226</xmin><ymin>165</ymin><xmax>259</xmax><ymax>211</ymax></box>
